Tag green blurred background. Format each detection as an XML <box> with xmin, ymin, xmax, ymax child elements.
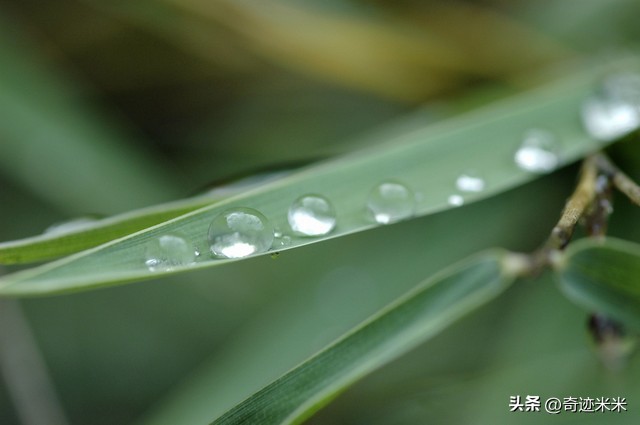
<box><xmin>1</xmin><ymin>1</ymin><xmax>639</xmax><ymax>424</ymax></box>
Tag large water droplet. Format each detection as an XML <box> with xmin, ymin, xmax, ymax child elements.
<box><xmin>455</xmin><ymin>172</ymin><xmax>485</xmax><ymax>193</ymax></box>
<box><xmin>145</xmin><ymin>235</ymin><xmax>196</xmax><ymax>271</ymax></box>
<box><xmin>514</xmin><ymin>129</ymin><xmax>560</xmax><ymax>173</ymax></box>
<box><xmin>582</xmin><ymin>73</ymin><xmax>640</xmax><ymax>142</ymax></box>
<box><xmin>366</xmin><ymin>181</ymin><xmax>415</xmax><ymax>224</ymax></box>
<box><xmin>288</xmin><ymin>195</ymin><xmax>336</xmax><ymax>236</ymax></box>
<box><xmin>582</xmin><ymin>98</ymin><xmax>639</xmax><ymax>142</ymax></box>
<box><xmin>209</xmin><ymin>208</ymin><xmax>274</xmax><ymax>258</ymax></box>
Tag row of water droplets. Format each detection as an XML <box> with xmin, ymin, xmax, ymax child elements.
<box><xmin>144</xmin><ymin>183</ymin><xmax>417</xmax><ymax>271</ymax></box>
<box><xmin>141</xmin><ymin>72</ymin><xmax>640</xmax><ymax>271</ymax></box>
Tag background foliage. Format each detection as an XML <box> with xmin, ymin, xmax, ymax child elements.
<box><xmin>1</xmin><ymin>1</ymin><xmax>639</xmax><ymax>424</ymax></box>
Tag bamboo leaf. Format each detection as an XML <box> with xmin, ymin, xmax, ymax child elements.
<box><xmin>208</xmin><ymin>250</ymin><xmax>515</xmax><ymax>425</ymax></box>
<box><xmin>0</xmin><ymin>56</ymin><xmax>634</xmax><ymax>295</ymax></box>
<box><xmin>0</xmin><ymin>171</ymin><xmax>290</xmax><ymax>264</ymax></box>
<box><xmin>555</xmin><ymin>237</ymin><xmax>640</xmax><ymax>331</ymax></box>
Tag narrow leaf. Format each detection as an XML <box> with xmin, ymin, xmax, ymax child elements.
<box><xmin>0</xmin><ymin>170</ymin><xmax>291</xmax><ymax>264</ymax></box>
<box><xmin>0</xmin><ymin>56</ymin><xmax>634</xmax><ymax>295</ymax></box>
<box><xmin>210</xmin><ymin>250</ymin><xmax>515</xmax><ymax>425</ymax></box>
<box><xmin>555</xmin><ymin>237</ymin><xmax>640</xmax><ymax>331</ymax></box>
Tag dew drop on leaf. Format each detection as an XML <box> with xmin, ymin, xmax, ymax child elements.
<box><xmin>447</xmin><ymin>194</ymin><xmax>464</xmax><ymax>207</ymax></box>
<box><xmin>288</xmin><ymin>195</ymin><xmax>337</xmax><ymax>236</ymax></box>
<box><xmin>209</xmin><ymin>208</ymin><xmax>274</xmax><ymax>258</ymax></box>
<box><xmin>514</xmin><ymin>129</ymin><xmax>560</xmax><ymax>173</ymax></box>
<box><xmin>366</xmin><ymin>181</ymin><xmax>416</xmax><ymax>224</ymax></box>
<box><xmin>455</xmin><ymin>172</ymin><xmax>486</xmax><ymax>193</ymax></box>
<box><xmin>582</xmin><ymin>73</ymin><xmax>640</xmax><ymax>142</ymax></box>
<box><xmin>145</xmin><ymin>234</ymin><xmax>196</xmax><ymax>271</ymax></box>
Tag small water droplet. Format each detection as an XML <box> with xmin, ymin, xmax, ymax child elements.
<box><xmin>145</xmin><ymin>235</ymin><xmax>196</xmax><ymax>271</ymax></box>
<box><xmin>274</xmin><ymin>230</ymin><xmax>283</xmax><ymax>238</ymax></box>
<box><xmin>455</xmin><ymin>172</ymin><xmax>485</xmax><ymax>193</ymax></box>
<box><xmin>366</xmin><ymin>181</ymin><xmax>415</xmax><ymax>224</ymax></box>
<box><xmin>288</xmin><ymin>195</ymin><xmax>336</xmax><ymax>236</ymax></box>
<box><xmin>514</xmin><ymin>129</ymin><xmax>560</xmax><ymax>173</ymax></box>
<box><xmin>448</xmin><ymin>194</ymin><xmax>464</xmax><ymax>207</ymax></box>
<box><xmin>44</xmin><ymin>217</ymin><xmax>98</xmax><ymax>235</ymax></box>
<box><xmin>209</xmin><ymin>207</ymin><xmax>274</xmax><ymax>258</ymax></box>
<box><xmin>279</xmin><ymin>235</ymin><xmax>291</xmax><ymax>247</ymax></box>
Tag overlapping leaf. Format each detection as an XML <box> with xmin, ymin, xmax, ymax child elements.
<box><xmin>210</xmin><ymin>250</ymin><xmax>516</xmax><ymax>425</ymax></box>
<box><xmin>555</xmin><ymin>237</ymin><xmax>640</xmax><ymax>331</ymax></box>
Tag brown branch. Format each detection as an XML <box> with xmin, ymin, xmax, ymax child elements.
<box><xmin>522</xmin><ymin>155</ymin><xmax>599</xmax><ymax>276</ymax></box>
<box><xmin>595</xmin><ymin>153</ymin><xmax>640</xmax><ymax>207</ymax></box>
<box><xmin>544</xmin><ymin>155</ymin><xmax>598</xmax><ymax>251</ymax></box>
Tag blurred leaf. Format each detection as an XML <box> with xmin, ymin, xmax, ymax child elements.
<box><xmin>556</xmin><ymin>237</ymin><xmax>640</xmax><ymax>331</ymax></box>
<box><xmin>209</xmin><ymin>250</ymin><xmax>515</xmax><ymax>425</ymax></box>
<box><xmin>0</xmin><ymin>13</ymin><xmax>180</xmax><ymax>214</ymax></box>
<box><xmin>517</xmin><ymin>0</ymin><xmax>640</xmax><ymax>52</ymax></box>
<box><xmin>0</xmin><ymin>55</ymin><xmax>630</xmax><ymax>295</ymax></box>
<box><xmin>390</xmin><ymin>1</ymin><xmax>571</xmax><ymax>79</ymax></box>
<box><xmin>159</xmin><ymin>0</ymin><xmax>466</xmax><ymax>101</ymax></box>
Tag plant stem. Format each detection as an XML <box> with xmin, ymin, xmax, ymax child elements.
<box><xmin>545</xmin><ymin>155</ymin><xmax>598</xmax><ymax>251</ymax></box>
<box><xmin>521</xmin><ymin>155</ymin><xmax>599</xmax><ymax>276</ymax></box>
<box><xmin>594</xmin><ymin>153</ymin><xmax>640</xmax><ymax>206</ymax></box>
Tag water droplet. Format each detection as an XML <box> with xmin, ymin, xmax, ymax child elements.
<box><xmin>582</xmin><ymin>97</ymin><xmax>639</xmax><ymax>142</ymax></box>
<box><xmin>514</xmin><ymin>129</ymin><xmax>560</xmax><ymax>173</ymax></box>
<box><xmin>448</xmin><ymin>194</ymin><xmax>464</xmax><ymax>207</ymax></box>
<box><xmin>278</xmin><ymin>235</ymin><xmax>292</xmax><ymax>247</ymax></box>
<box><xmin>582</xmin><ymin>73</ymin><xmax>640</xmax><ymax>141</ymax></box>
<box><xmin>273</xmin><ymin>229</ymin><xmax>291</xmax><ymax>247</ymax></box>
<box><xmin>208</xmin><ymin>208</ymin><xmax>274</xmax><ymax>258</ymax></box>
<box><xmin>145</xmin><ymin>235</ymin><xmax>196</xmax><ymax>271</ymax></box>
<box><xmin>455</xmin><ymin>172</ymin><xmax>485</xmax><ymax>193</ymax></box>
<box><xmin>288</xmin><ymin>195</ymin><xmax>336</xmax><ymax>236</ymax></box>
<box><xmin>44</xmin><ymin>217</ymin><xmax>98</xmax><ymax>235</ymax></box>
<box><xmin>366</xmin><ymin>181</ymin><xmax>416</xmax><ymax>224</ymax></box>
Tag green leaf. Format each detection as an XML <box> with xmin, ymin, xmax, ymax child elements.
<box><xmin>0</xmin><ymin>198</ymin><xmax>210</xmax><ymax>265</ymax></box>
<box><xmin>0</xmin><ymin>171</ymin><xmax>290</xmax><ymax>264</ymax></box>
<box><xmin>0</xmin><ymin>56</ymin><xmax>633</xmax><ymax>295</ymax></box>
<box><xmin>555</xmin><ymin>237</ymin><xmax>640</xmax><ymax>331</ymax></box>
<box><xmin>209</xmin><ymin>250</ymin><xmax>514</xmax><ymax>425</ymax></box>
